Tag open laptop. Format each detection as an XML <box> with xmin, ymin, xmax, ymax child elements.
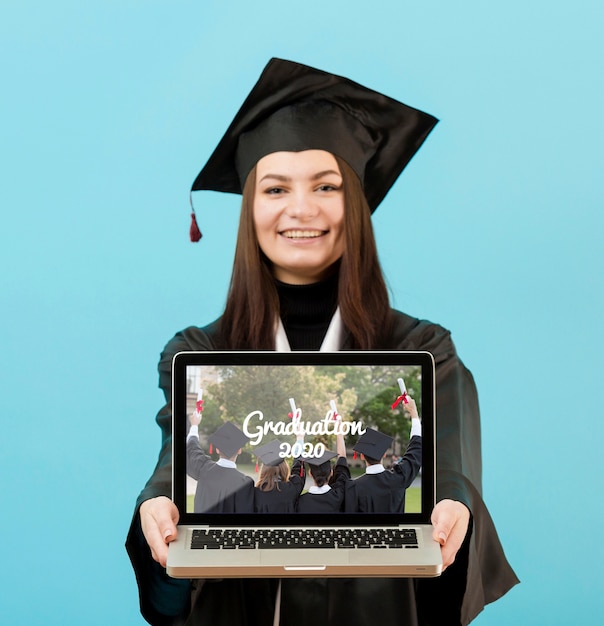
<box><xmin>167</xmin><ymin>350</ymin><xmax>442</xmax><ymax>578</ymax></box>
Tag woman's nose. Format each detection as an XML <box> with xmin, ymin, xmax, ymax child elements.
<box><xmin>285</xmin><ymin>190</ymin><xmax>318</xmax><ymax>219</ymax></box>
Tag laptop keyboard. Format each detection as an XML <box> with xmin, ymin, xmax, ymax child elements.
<box><xmin>191</xmin><ymin>527</ymin><xmax>418</xmax><ymax>550</ymax></box>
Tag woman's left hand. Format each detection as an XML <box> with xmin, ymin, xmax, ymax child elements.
<box><xmin>431</xmin><ymin>499</ymin><xmax>471</xmax><ymax>571</ymax></box>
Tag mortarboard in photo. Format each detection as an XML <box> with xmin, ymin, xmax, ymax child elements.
<box><xmin>303</xmin><ymin>449</ymin><xmax>338</xmax><ymax>471</ymax></box>
<box><xmin>353</xmin><ymin>427</ymin><xmax>394</xmax><ymax>461</ymax></box>
<box><xmin>208</xmin><ymin>422</ymin><xmax>250</xmax><ymax>458</ymax></box>
<box><xmin>253</xmin><ymin>439</ymin><xmax>286</xmax><ymax>467</ymax></box>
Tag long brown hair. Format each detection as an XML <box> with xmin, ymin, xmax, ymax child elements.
<box><xmin>256</xmin><ymin>461</ymin><xmax>291</xmax><ymax>492</ymax></box>
<box><xmin>219</xmin><ymin>154</ymin><xmax>392</xmax><ymax>349</ymax></box>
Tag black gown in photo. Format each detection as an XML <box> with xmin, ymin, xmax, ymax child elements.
<box><xmin>296</xmin><ymin>457</ymin><xmax>350</xmax><ymax>513</ymax></box>
<box><xmin>254</xmin><ymin>458</ymin><xmax>305</xmax><ymax>514</ymax></box>
<box><xmin>345</xmin><ymin>435</ymin><xmax>422</xmax><ymax>513</ymax></box>
<box><xmin>187</xmin><ymin>438</ymin><xmax>254</xmax><ymax>514</ymax></box>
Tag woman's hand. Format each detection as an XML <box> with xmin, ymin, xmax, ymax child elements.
<box><xmin>431</xmin><ymin>499</ymin><xmax>471</xmax><ymax>571</ymax></box>
<box><xmin>139</xmin><ymin>496</ymin><xmax>180</xmax><ymax>568</ymax></box>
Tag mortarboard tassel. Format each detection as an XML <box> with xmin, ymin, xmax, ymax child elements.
<box><xmin>190</xmin><ymin>212</ymin><xmax>202</xmax><ymax>242</ymax></box>
<box><xmin>189</xmin><ymin>194</ymin><xmax>202</xmax><ymax>242</ymax></box>
<box><xmin>255</xmin><ymin>461</ymin><xmax>259</xmax><ymax>473</ymax></box>
<box><xmin>209</xmin><ymin>443</ymin><xmax>213</xmax><ymax>455</ymax></box>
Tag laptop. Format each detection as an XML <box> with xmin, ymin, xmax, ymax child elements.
<box><xmin>167</xmin><ymin>350</ymin><xmax>442</xmax><ymax>578</ymax></box>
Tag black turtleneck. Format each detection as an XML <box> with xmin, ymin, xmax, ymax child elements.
<box><xmin>275</xmin><ymin>272</ymin><xmax>339</xmax><ymax>350</ymax></box>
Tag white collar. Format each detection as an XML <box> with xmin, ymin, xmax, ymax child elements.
<box><xmin>365</xmin><ymin>463</ymin><xmax>386</xmax><ymax>474</ymax></box>
<box><xmin>308</xmin><ymin>484</ymin><xmax>332</xmax><ymax>494</ymax></box>
<box><xmin>216</xmin><ymin>458</ymin><xmax>237</xmax><ymax>469</ymax></box>
<box><xmin>275</xmin><ymin>307</ymin><xmax>345</xmax><ymax>352</ymax></box>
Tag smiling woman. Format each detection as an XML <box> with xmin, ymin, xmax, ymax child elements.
<box><xmin>127</xmin><ymin>58</ymin><xmax>518</xmax><ymax>626</ymax></box>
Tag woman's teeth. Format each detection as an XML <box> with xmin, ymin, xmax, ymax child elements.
<box><xmin>282</xmin><ymin>230</ymin><xmax>324</xmax><ymax>239</ymax></box>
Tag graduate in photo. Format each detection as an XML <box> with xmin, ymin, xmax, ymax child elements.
<box><xmin>253</xmin><ymin>439</ymin><xmax>306</xmax><ymax>513</ymax></box>
<box><xmin>345</xmin><ymin>397</ymin><xmax>422</xmax><ymax>514</ymax></box>
<box><xmin>296</xmin><ymin>415</ymin><xmax>350</xmax><ymax>513</ymax></box>
<box><xmin>186</xmin><ymin>413</ymin><xmax>254</xmax><ymax>514</ymax></box>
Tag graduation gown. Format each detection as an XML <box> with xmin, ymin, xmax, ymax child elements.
<box><xmin>126</xmin><ymin>309</ymin><xmax>519</xmax><ymax>625</ymax></box>
<box><xmin>296</xmin><ymin>457</ymin><xmax>350</xmax><ymax>513</ymax></box>
<box><xmin>254</xmin><ymin>458</ymin><xmax>305</xmax><ymax>514</ymax></box>
<box><xmin>345</xmin><ymin>435</ymin><xmax>422</xmax><ymax>513</ymax></box>
<box><xmin>187</xmin><ymin>438</ymin><xmax>254</xmax><ymax>514</ymax></box>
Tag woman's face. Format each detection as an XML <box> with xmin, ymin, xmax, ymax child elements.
<box><xmin>253</xmin><ymin>150</ymin><xmax>345</xmax><ymax>285</ymax></box>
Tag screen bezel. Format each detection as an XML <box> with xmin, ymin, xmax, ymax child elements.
<box><xmin>172</xmin><ymin>350</ymin><xmax>435</xmax><ymax>526</ymax></box>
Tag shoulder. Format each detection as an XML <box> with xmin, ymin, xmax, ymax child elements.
<box><xmin>157</xmin><ymin>317</ymin><xmax>223</xmax><ymax>391</ymax></box>
<box><xmin>232</xmin><ymin>470</ymin><xmax>254</xmax><ymax>485</ymax></box>
<box><xmin>160</xmin><ymin>317</ymin><xmax>223</xmax><ymax>358</ymax></box>
<box><xmin>387</xmin><ymin>309</ymin><xmax>456</xmax><ymax>364</ymax></box>
<box><xmin>160</xmin><ymin>317</ymin><xmax>222</xmax><ymax>361</ymax></box>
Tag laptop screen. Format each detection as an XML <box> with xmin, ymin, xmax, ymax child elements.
<box><xmin>172</xmin><ymin>351</ymin><xmax>435</xmax><ymax>526</ymax></box>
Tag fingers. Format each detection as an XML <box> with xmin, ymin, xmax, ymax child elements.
<box><xmin>140</xmin><ymin>496</ymin><xmax>180</xmax><ymax>568</ymax></box>
<box><xmin>431</xmin><ymin>499</ymin><xmax>470</xmax><ymax>571</ymax></box>
<box><xmin>403</xmin><ymin>397</ymin><xmax>418</xmax><ymax>419</ymax></box>
<box><xmin>437</xmin><ymin>515</ymin><xmax>467</xmax><ymax>570</ymax></box>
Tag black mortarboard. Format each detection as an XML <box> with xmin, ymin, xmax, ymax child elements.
<box><xmin>353</xmin><ymin>428</ymin><xmax>393</xmax><ymax>460</ymax></box>
<box><xmin>303</xmin><ymin>450</ymin><xmax>338</xmax><ymax>469</ymax></box>
<box><xmin>253</xmin><ymin>440</ymin><xmax>286</xmax><ymax>467</ymax></box>
<box><xmin>208</xmin><ymin>422</ymin><xmax>250</xmax><ymax>458</ymax></box>
<box><xmin>190</xmin><ymin>57</ymin><xmax>438</xmax><ymax>236</ymax></box>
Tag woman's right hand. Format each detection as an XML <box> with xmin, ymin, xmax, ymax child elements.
<box><xmin>139</xmin><ymin>496</ymin><xmax>180</xmax><ymax>567</ymax></box>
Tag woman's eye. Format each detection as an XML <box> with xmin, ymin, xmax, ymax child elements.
<box><xmin>265</xmin><ymin>187</ymin><xmax>285</xmax><ymax>195</ymax></box>
<box><xmin>317</xmin><ymin>184</ymin><xmax>339</xmax><ymax>192</ymax></box>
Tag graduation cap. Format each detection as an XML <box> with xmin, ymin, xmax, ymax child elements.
<box><xmin>208</xmin><ymin>422</ymin><xmax>250</xmax><ymax>458</ymax></box>
<box><xmin>189</xmin><ymin>57</ymin><xmax>438</xmax><ymax>240</ymax></box>
<box><xmin>304</xmin><ymin>449</ymin><xmax>338</xmax><ymax>471</ymax></box>
<box><xmin>253</xmin><ymin>440</ymin><xmax>286</xmax><ymax>467</ymax></box>
<box><xmin>353</xmin><ymin>428</ymin><xmax>393</xmax><ymax>461</ymax></box>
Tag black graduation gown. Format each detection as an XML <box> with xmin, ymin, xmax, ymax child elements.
<box><xmin>345</xmin><ymin>435</ymin><xmax>422</xmax><ymax>513</ymax></box>
<box><xmin>296</xmin><ymin>457</ymin><xmax>350</xmax><ymax>513</ymax></box>
<box><xmin>126</xmin><ymin>310</ymin><xmax>519</xmax><ymax>625</ymax></box>
<box><xmin>254</xmin><ymin>458</ymin><xmax>305</xmax><ymax>513</ymax></box>
<box><xmin>187</xmin><ymin>438</ymin><xmax>254</xmax><ymax>514</ymax></box>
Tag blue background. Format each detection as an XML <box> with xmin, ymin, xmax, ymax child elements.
<box><xmin>1</xmin><ymin>1</ymin><xmax>602</xmax><ymax>623</ymax></box>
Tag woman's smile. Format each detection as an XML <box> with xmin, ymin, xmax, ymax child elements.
<box><xmin>279</xmin><ymin>228</ymin><xmax>327</xmax><ymax>239</ymax></box>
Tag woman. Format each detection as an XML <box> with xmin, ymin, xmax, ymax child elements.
<box><xmin>296</xmin><ymin>414</ymin><xmax>349</xmax><ymax>514</ymax></box>
<box><xmin>126</xmin><ymin>58</ymin><xmax>518</xmax><ymax>625</ymax></box>
<box><xmin>253</xmin><ymin>439</ymin><xmax>305</xmax><ymax>514</ymax></box>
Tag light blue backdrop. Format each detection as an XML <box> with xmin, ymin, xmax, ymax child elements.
<box><xmin>1</xmin><ymin>1</ymin><xmax>602</xmax><ymax>624</ymax></box>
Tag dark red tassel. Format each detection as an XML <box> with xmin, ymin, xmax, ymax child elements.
<box><xmin>255</xmin><ymin>461</ymin><xmax>259</xmax><ymax>473</ymax></box>
<box><xmin>190</xmin><ymin>211</ymin><xmax>202</xmax><ymax>242</ymax></box>
<box><xmin>209</xmin><ymin>443</ymin><xmax>213</xmax><ymax>454</ymax></box>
